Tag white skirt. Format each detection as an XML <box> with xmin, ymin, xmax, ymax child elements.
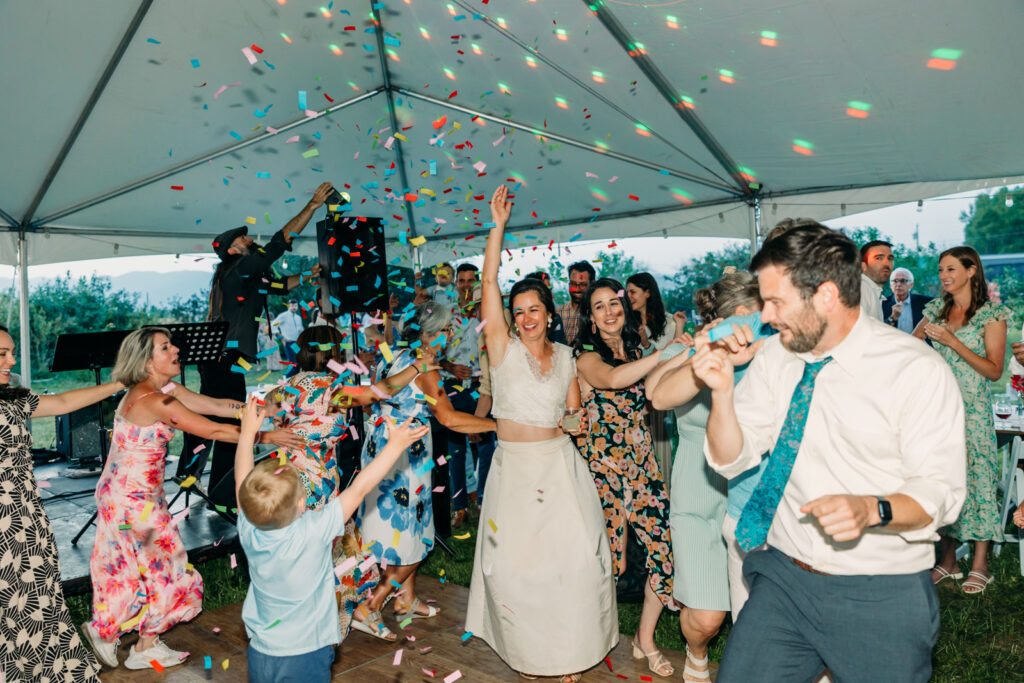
<box><xmin>465</xmin><ymin>435</ymin><xmax>618</xmax><ymax>675</ymax></box>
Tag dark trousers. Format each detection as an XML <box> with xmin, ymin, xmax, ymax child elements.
<box><xmin>429</xmin><ymin>417</ymin><xmax>451</xmax><ymax>540</ymax></box>
<box><xmin>247</xmin><ymin>644</ymin><xmax>333</xmax><ymax>683</ymax></box>
<box><xmin>718</xmin><ymin>547</ymin><xmax>939</xmax><ymax>683</ymax></box>
<box><xmin>178</xmin><ymin>356</ymin><xmax>246</xmax><ymax>510</ymax></box>
<box><xmin>281</xmin><ymin>340</ymin><xmax>299</xmax><ymax>378</ymax></box>
<box><xmin>444</xmin><ymin>377</ymin><xmax>479</xmax><ymax>512</ymax></box>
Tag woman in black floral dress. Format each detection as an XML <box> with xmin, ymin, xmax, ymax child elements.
<box><xmin>0</xmin><ymin>325</ymin><xmax>124</xmax><ymax>681</ymax></box>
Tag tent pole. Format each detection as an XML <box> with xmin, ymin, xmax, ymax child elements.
<box><xmin>750</xmin><ymin>199</ymin><xmax>761</xmax><ymax>258</ymax></box>
<box><xmin>17</xmin><ymin>233</ymin><xmax>30</xmax><ymax>389</ymax></box>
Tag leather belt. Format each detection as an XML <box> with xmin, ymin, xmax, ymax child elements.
<box><xmin>789</xmin><ymin>555</ymin><xmax>833</xmax><ymax>576</ymax></box>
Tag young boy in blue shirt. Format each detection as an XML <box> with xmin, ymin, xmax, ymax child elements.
<box><xmin>233</xmin><ymin>396</ymin><xmax>429</xmax><ymax>682</ymax></box>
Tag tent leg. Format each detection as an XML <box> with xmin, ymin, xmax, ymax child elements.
<box><xmin>749</xmin><ymin>198</ymin><xmax>761</xmax><ymax>258</ymax></box>
<box><xmin>17</xmin><ymin>234</ymin><xmax>30</xmax><ymax>389</ymax></box>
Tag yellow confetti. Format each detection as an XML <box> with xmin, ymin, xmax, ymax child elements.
<box><xmin>454</xmin><ymin>532</ymin><xmax>471</xmax><ymax>540</ymax></box>
<box><xmin>245</xmin><ymin>216</ymin><xmax>256</xmax><ymax>224</ymax></box>
<box><xmin>222</xmin><ymin>659</ymin><xmax>230</xmax><ymax>670</ymax></box>
<box><xmin>380</xmin><ymin>342</ymin><xmax>394</xmax><ymax>363</ymax></box>
<box><xmin>270</xmin><ymin>281</ymin><xmax>285</xmax><ymax>289</ymax></box>
<box><xmin>237</xmin><ymin>358</ymin><xmax>252</xmax><ymax>371</ymax></box>
<box><xmin>394</xmin><ymin>132</ymin><xmax>407</xmax><ymax>141</ymax></box>
<box><xmin>278</xmin><ymin>451</ymin><xmax>287</xmax><ymax>466</ymax></box>
<box><xmin>180</xmin><ymin>476</ymin><xmax>197</xmax><ymax>488</ymax></box>
<box><xmin>96</xmin><ymin>602</ymin><xmax>107</xmax><ymax>611</ymax></box>
<box><xmin>409</xmin><ymin>235</ymin><xmax>426</xmax><ymax>246</ymax></box>
<box><xmin>256</xmin><ymin>370</ymin><xmax>272</xmax><ymax>381</ymax></box>
<box><xmin>139</xmin><ymin>501</ymin><xmax>154</xmax><ymax>522</ymax></box>
<box><xmin>392</xmin><ymin>529</ymin><xmax>401</xmax><ymax>546</ymax></box>
<box><xmin>420</xmin><ymin>188</ymin><xmax>436</xmax><ymax>198</ymax></box>
<box><xmin>185</xmin><ymin>563</ymin><xmax>194</xmax><ymax>571</ymax></box>
<box><xmin>120</xmin><ymin>605</ymin><xmax>148</xmax><ymax>631</ymax></box>
<box><xmin>453</xmin><ymin>121</ymin><xmax>462</xmax><ymax>130</ymax></box>
<box><xmin>422</xmin><ymin>394</ymin><xmax>437</xmax><ymax>405</ymax></box>
<box><xmin>488</xmin><ymin>518</ymin><xmax>497</xmax><ymax>533</ymax></box>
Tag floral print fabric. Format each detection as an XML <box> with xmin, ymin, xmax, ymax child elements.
<box><xmin>575</xmin><ymin>381</ymin><xmax>674</xmax><ymax>605</ymax></box>
<box><xmin>0</xmin><ymin>392</ymin><xmax>101</xmax><ymax>681</ymax></box>
<box><xmin>277</xmin><ymin>371</ymin><xmax>380</xmax><ymax>640</ymax></box>
<box><xmin>89</xmin><ymin>410</ymin><xmax>202</xmax><ymax>640</ymax></box>
<box><xmin>358</xmin><ymin>349</ymin><xmax>434</xmax><ymax>565</ymax></box>
<box><xmin>924</xmin><ymin>298</ymin><xmax>1011</xmax><ymax>541</ymax></box>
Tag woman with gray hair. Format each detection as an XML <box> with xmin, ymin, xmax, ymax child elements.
<box><xmin>81</xmin><ymin>327</ymin><xmax>300</xmax><ymax>672</ymax></box>
<box><xmin>356</xmin><ymin>303</ymin><xmax>495</xmax><ymax>632</ymax></box>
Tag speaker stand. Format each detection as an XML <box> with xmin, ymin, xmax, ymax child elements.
<box><xmin>69</xmin><ymin>367</ymin><xmax>112</xmax><ymax>546</ymax></box>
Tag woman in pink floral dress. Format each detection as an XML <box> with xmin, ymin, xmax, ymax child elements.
<box><xmin>80</xmin><ymin>327</ymin><xmax>300</xmax><ymax>672</ymax></box>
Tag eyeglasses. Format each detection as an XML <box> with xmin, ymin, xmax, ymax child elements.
<box><xmin>891</xmin><ymin>278</ymin><xmax>910</xmax><ymax>284</ymax></box>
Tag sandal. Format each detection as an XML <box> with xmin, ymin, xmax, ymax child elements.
<box><xmin>961</xmin><ymin>571</ymin><xmax>994</xmax><ymax>594</ymax></box>
<box><xmin>559</xmin><ymin>675</ymin><xmax>582</xmax><ymax>683</ymax></box>
<box><xmin>350</xmin><ymin>608</ymin><xmax>397</xmax><ymax>641</ymax></box>
<box><xmin>394</xmin><ymin>596</ymin><xmax>440</xmax><ymax>620</ymax></box>
<box><xmin>683</xmin><ymin>646</ymin><xmax>712</xmax><ymax>681</ymax></box>
<box><xmin>931</xmin><ymin>565</ymin><xmax>963</xmax><ymax>585</ymax></box>
<box><xmin>632</xmin><ymin>637</ymin><xmax>674</xmax><ymax>677</ymax></box>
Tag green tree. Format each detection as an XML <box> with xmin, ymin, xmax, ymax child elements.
<box><xmin>843</xmin><ymin>226</ymin><xmax>944</xmax><ymax>300</ymax></box>
<box><xmin>962</xmin><ymin>187</ymin><xmax>1024</xmax><ymax>254</ymax></box>
<box><xmin>165</xmin><ymin>292</ymin><xmax>208</xmax><ymax>322</ymax></box>
<box><xmin>664</xmin><ymin>241</ymin><xmax>751</xmax><ymax>317</ymax></box>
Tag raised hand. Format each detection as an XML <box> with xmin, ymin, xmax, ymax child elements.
<box><xmin>309</xmin><ymin>181</ymin><xmax>335</xmax><ymax>208</ymax></box>
<box><xmin>490</xmin><ymin>184</ymin><xmax>512</xmax><ymax>226</ymax></box>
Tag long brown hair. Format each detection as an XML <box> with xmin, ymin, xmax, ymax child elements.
<box><xmin>208</xmin><ymin>255</ymin><xmax>241</xmax><ymax>322</ymax></box>
<box><xmin>935</xmin><ymin>246</ymin><xmax>988</xmax><ymax>325</ymax></box>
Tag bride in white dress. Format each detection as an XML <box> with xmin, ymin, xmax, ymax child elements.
<box><xmin>465</xmin><ymin>185</ymin><xmax>618</xmax><ymax>681</ymax></box>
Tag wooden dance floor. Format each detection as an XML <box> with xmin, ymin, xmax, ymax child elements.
<box><xmin>98</xmin><ymin>583</ymin><xmax>700</xmax><ymax>681</ymax></box>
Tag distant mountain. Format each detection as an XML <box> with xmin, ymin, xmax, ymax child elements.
<box><xmin>107</xmin><ymin>271</ymin><xmax>212</xmax><ymax>306</ymax></box>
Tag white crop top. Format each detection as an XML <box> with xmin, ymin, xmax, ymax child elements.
<box><xmin>490</xmin><ymin>336</ymin><xmax>576</xmax><ymax>428</ymax></box>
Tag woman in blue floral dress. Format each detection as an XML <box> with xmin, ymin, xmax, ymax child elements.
<box><xmin>357</xmin><ymin>303</ymin><xmax>495</xmax><ymax>628</ymax></box>
<box><xmin>913</xmin><ymin>246</ymin><xmax>1009</xmax><ymax>594</ymax></box>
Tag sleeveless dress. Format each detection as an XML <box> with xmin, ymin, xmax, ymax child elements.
<box><xmin>358</xmin><ymin>349</ymin><xmax>435</xmax><ymax>565</ymax></box>
<box><xmin>278</xmin><ymin>371</ymin><xmax>380</xmax><ymax>640</ymax></box>
<box><xmin>575</xmin><ymin>379</ymin><xmax>673</xmax><ymax>606</ymax></box>
<box><xmin>88</xmin><ymin>393</ymin><xmax>203</xmax><ymax>640</ymax></box>
<box><xmin>0</xmin><ymin>391</ymin><xmax>101</xmax><ymax>682</ymax></box>
<box><xmin>466</xmin><ymin>337</ymin><xmax>618</xmax><ymax>676</ymax></box>
<box><xmin>924</xmin><ymin>298</ymin><xmax>1011</xmax><ymax>541</ymax></box>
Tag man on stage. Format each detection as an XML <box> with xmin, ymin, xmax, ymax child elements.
<box><xmin>179</xmin><ymin>181</ymin><xmax>332</xmax><ymax>511</ymax></box>
<box><xmin>693</xmin><ymin>222</ymin><xmax>965</xmax><ymax>682</ymax></box>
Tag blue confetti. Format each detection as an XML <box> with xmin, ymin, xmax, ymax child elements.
<box><xmin>146</xmin><ymin>38</ymin><xmax>160</xmax><ymax>44</ymax></box>
<box><xmin>383</xmin><ymin>35</ymin><xmax>400</xmax><ymax>47</ymax></box>
<box><xmin>298</xmin><ymin>90</ymin><xmax>307</xmax><ymax>110</ymax></box>
<box><xmin>190</xmin><ymin>58</ymin><xmax>200</xmax><ymax>68</ymax></box>
<box><xmin>229</xmin><ymin>131</ymin><xmax>242</xmax><ymax>140</ymax></box>
<box><xmin>257</xmin><ymin>172</ymin><xmax>270</xmax><ymax>179</ymax></box>
<box><xmin>253</xmin><ymin>109</ymin><xmax>266</xmax><ymax>118</ymax></box>
<box><xmin>264</xmin><ymin>60</ymin><xmax>275</xmax><ymax>70</ymax></box>
<box><xmin>226</xmin><ymin>340</ymin><xmax>239</xmax><ymax>349</ymax></box>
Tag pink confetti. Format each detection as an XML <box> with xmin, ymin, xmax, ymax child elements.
<box><xmin>358</xmin><ymin>557</ymin><xmax>376</xmax><ymax>572</ymax></box>
<box><xmin>473</xmin><ymin>161</ymin><xmax>487</xmax><ymax>173</ymax></box>
<box><xmin>36</xmin><ymin>480</ymin><xmax>51</xmax><ymax>489</ymax></box>
<box><xmin>492</xmin><ymin>134</ymin><xmax>505</xmax><ymax>146</ymax></box>
<box><xmin>419</xmin><ymin>646</ymin><xmax>433</xmax><ymax>653</ymax></box>
<box><xmin>193</xmin><ymin>443</ymin><xmax>206</xmax><ymax>454</ymax></box>
<box><xmin>212</xmin><ymin>627</ymin><xmax>221</xmax><ymax>634</ymax></box>
<box><xmin>334</xmin><ymin>557</ymin><xmax>358</xmax><ymax>577</ymax></box>
<box><xmin>230</xmin><ymin>554</ymin><xmax>237</xmax><ymax>569</ymax></box>
<box><xmin>392</xmin><ymin>649</ymin><xmax>403</xmax><ymax>666</ymax></box>
<box><xmin>266</xmin><ymin>126</ymin><xmax>279</xmax><ymax>134</ymax></box>
<box><xmin>585</xmin><ymin>172</ymin><xmax>599</xmax><ymax>178</ymax></box>
<box><xmin>171</xmin><ymin>508</ymin><xmax>189</xmax><ymax>528</ymax></box>
<box><xmin>370</xmin><ymin>384</ymin><xmax>391</xmax><ymax>399</ymax></box>
<box><xmin>326</xmin><ymin>359</ymin><xmax>346</xmax><ymax>375</ymax></box>
<box><xmin>608</xmin><ymin>175</ymin><xmax>619</xmax><ymax>183</ymax></box>
<box><xmin>285</xmin><ymin>136</ymin><xmax>299</xmax><ymax>144</ymax></box>
<box><xmin>422</xmin><ymin>670</ymin><xmax>435</xmax><ymax>678</ymax></box>
<box><xmin>444</xmin><ymin>671</ymin><xmax>462</xmax><ymax>683</ymax></box>
<box><xmin>475</xmin><ymin>318</ymin><xmax>486</xmax><ymax>332</ymax></box>
<box><xmin>241</xmin><ymin>47</ymin><xmax>258</xmax><ymax>65</ymax></box>
<box><xmin>160</xmin><ymin>382</ymin><xmax>175</xmax><ymax>393</ymax></box>
<box><xmin>273</xmin><ymin>467</ymin><xmax>286</xmax><ymax>474</ymax></box>
<box><xmin>384</xmin><ymin>136</ymin><xmax>395</xmax><ymax>150</ymax></box>
<box><xmin>432</xmin><ymin>486</ymin><xmax>445</xmax><ymax>493</ymax></box>
<box><xmin>213</xmin><ymin>85</ymin><xmax>228</xmax><ymax>99</ymax></box>
<box><xmin>349</xmin><ymin>425</ymin><xmax>359</xmax><ymax>440</ymax></box>
<box><xmin>354</xmin><ymin>151</ymin><xmax>360</xmax><ymax>160</ymax></box>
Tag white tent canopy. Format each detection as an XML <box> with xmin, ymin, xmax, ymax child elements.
<box><xmin>2</xmin><ymin>0</ymin><xmax>1023</xmax><ymax>382</ymax></box>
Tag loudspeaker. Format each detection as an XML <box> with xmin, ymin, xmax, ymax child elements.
<box><xmin>316</xmin><ymin>215</ymin><xmax>389</xmax><ymax>315</ymax></box>
<box><xmin>55</xmin><ymin>396</ymin><xmax>118</xmax><ymax>461</ymax></box>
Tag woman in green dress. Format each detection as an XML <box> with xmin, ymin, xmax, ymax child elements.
<box><xmin>913</xmin><ymin>246</ymin><xmax>1009</xmax><ymax>594</ymax></box>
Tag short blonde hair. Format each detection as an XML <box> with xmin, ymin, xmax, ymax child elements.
<box><xmin>238</xmin><ymin>459</ymin><xmax>303</xmax><ymax>530</ymax></box>
<box><xmin>112</xmin><ymin>327</ymin><xmax>171</xmax><ymax>387</ymax></box>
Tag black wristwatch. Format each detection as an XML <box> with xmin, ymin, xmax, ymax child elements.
<box><xmin>873</xmin><ymin>496</ymin><xmax>892</xmax><ymax>527</ymax></box>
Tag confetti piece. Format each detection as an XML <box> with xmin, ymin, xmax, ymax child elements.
<box><xmin>37</xmin><ymin>480</ymin><xmax>51</xmax><ymax>488</ymax></box>
<box><xmin>444</xmin><ymin>671</ymin><xmax>463</xmax><ymax>683</ymax></box>
<box><xmin>461</xmin><ymin>631</ymin><xmax>473</xmax><ymax>642</ymax></box>
<box><xmin>241</xmin><ymin>47</ymin><xmax>258</xmax><ymax>65</ymax></box>
<box><xmin>286</xmin><ymin>135</ymin><xmax>299</xmax><ymax>144</ymax></box>
<box><xmin>149</xmin><ymin>660</ymin><xmax>165</xmax><ymax>673</ymax></box>
<box><xmin>119</xmin><ymin>523</ymin><xmax>132</xmax><ymax>530</ymax></box>
<box><xmin>139</xmin><ymin>502</ymin><xmax>154</xmax><ymax>522</ymax></box>
<box><xmin>380</xmin><ymin>342</ymin><xmax>394</xmax><ymax>363</ymax></box>
<box><xmin>222</xmin><ymin>659</ymin><xmax>230</xmax><ymax>670</ymax></box>
<box><xmin>160</xmin><ymin>382</ymin><xmax>175</xmax><ymax>393</ymax></box>
<box><xmin>409</xmin><ymin>235</ymin><xmax>426</xmax><ymax>246</ymax></box>
<box><xmin>230</xmin><ymin>553</ymin><xmax>237</xmax><ymax>569</ymax></box>
<box><xmin>146</xmin><ymin>37</ymin><xmax>160</xmax><ymax>44</ymax></box>
<box><xmin>423</xmin><ymin>668</ymin><xmax>436</xmax><ymax>677</ymax></box>
<box><xmin>190</xmin><ymin>58</ymin><xmax>200</xmax><ymax>68</ymax></box>
<box><xmin>454</xmin><ymin>532</ymin><xmax>471</xmax><ymax>540</ymax></box>
<box><xmin>213</xmin><ymin>85</ymin><xmax>227</xmax><ymax>99</ymax></box>
<box><xmin>298</xmin><ymin>90</ymin><xmax>307</xmax><ymax>109</ymax></box>
<box><xmin>400</xmin><ymin>617</ymin><xmax>414</xmax><ymax>629</ymax></box>
<box><xmin>302</xmin><ymin>148</ymin><xmax>320</xmax><ymax>159</ymax></box>
<box><xmin>393</xmin><ymin>649</ymin><xmax>403</xmax><ymax>665</ymax></box>
<box><xmin>204</xmin><ymin>656</ymin><xmax>212</xmax><ymax>669</ymax></box>
<box><xmin>264</xmin><ymin>620</ymin><xmax>280</xmax><ymax>630</ymax></box>
<box><xmin>392</xmin><ymin>528</ymin><xmax>401</xmax><ymax>546</ymax></box>
<box><xmin>180</xmin><ymin>475</ymin><xmax>197</xmax><ymax>488</ymax></box>
<box><xmin>488</xmin><ymin>518</ymin><xmax>497</xmax><ymax>533</ymax></box>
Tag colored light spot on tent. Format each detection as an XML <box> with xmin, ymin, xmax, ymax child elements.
<box><xmin>719</xmin><ymin>69</ymin><xmax>735</xmax><ymax>84</ymax></box>
<box><xmin>444</xmin><ymin>68</ymin><xmax>455</xmax><ymax>80</ymax></box>
<box><xmin>420</xmin><ymin>26</ymin><xmax>430</xmax><ymax>39</ymax></box>
<box><xmin>496</xmin><ymin>17</ymin><xmax>508</xmax><ymax>29</ymax></box>
<box><xmin>348</xmin><ymin>80</ymin><xmax>359</xmax><ymax>90</ymax></box>
<box><xmin>670</xmin><ymin>188</ymin><xmax>694</xmax><ymax>205</ymax></box>
<box><xmin>386</xmin><ymin>48</ymin><xmax>399</xmax><ymax>62</ymax></box>
<box><xmin>635</xmin><ymin>123</ymin><xmax>650</xmax><ymax>137</ymax></box>
<box><xmin>760</xmin><ymin>30</ymin><xmax>778</xmax><ymax>47</ymax></box>
<box><xmin>927</xmin><ymin>58</ymin><xmax>957</xmax><ymax>70</ymax></box>
<box><xmin>329</xmin><ymin>44</ymin><xmax>343</xmax><ymax>55</ymax></box>
<box><xmin>555</xmin><ymin>96</ymin><xmax>569</xmax><ymax>109</ymax></box>
<box><xmin>737</xmin><ymin>166</ymin><xmax>757</xmax><ymax>182</ymax></box>
<box><xmin>525</xmin><ymin>55</ymin><xmax>538</xmax><ymax>68</ymax></box>
<box><xmin>590</xmin><ymin>187</ymin><xmax>610</xmax><ymax>203</ymax></box>
<box><xmin>665</xmin><ymin>15</ymin><xmax>679</xmax><ymax>29</ymax></box>
<box><xmin>280</xmin><ymin>33</ymin><xmax>292</xmax><ymax>43</ymax></box>
<box><xmin>277</xmin><ymin>0</ymin><xmax>286</xmax><ymax>4</ymax></box>
<box><xmin>447</xmin><ymin>3</ymin><xmax>456</xmax><ymax>15</ymax></box>
<box><xmin>556</xmin><ymin>28</ymin><xmax>568</xmax><ymax>41</ymax></box>
<box><xmin>471</xmin><ymin>43</ymin><xmax>482</xmax><ymax>55</ymax></box>
<box><xmin>592</xmin><ymin>70</ymin><xmax>605</xmax><ymax>83</ymax></box>
<box><xmin>319</xmin><ymin>6</ymin><xmax>332</xmax><ymax>18</ymax></box>
<box><xmin>498</xmin><ymin>82</ymin><xmax>511</xmax><ymax>94</ymax></box>
<box><xmin>846</xmin><ymin>100</ymin><xmax>872</xmax><ymax>118</ymax></box>
<box><xmin>594</xmin><ymin>140</ymin><xmax>609</xmax><ymax>152</ymax></box>
<box><xmin>679</xmin><ymin>94</ymin><xmax>695</xmax><ymax>110</ymax></box>
<box><xmin>792</xmin><ymin>139</ymin><xmax>814</xmax><ymax>156</ymax></box>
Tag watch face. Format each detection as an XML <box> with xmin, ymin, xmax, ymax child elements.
<box><xmin>878</xmin><ymin>499</ymin><xmax>893</xmax><ymax>524</ymax></box>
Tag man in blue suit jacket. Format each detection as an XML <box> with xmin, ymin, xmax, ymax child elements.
<box><xmin>882</xmin><ymin>267</ymin><xmax>930</xmax><ymax>333</ymax></box>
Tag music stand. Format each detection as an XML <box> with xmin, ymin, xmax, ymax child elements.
<box><xmin>51</xmin><ymin>330</ymin><xmax>130</xmax><ymax>545</ymax></box>
<box><xmin>160</xmin><ymin>323</ymin><xmax>238</xmax><ymax>525</ymax></box>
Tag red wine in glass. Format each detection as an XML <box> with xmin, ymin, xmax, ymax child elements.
<box><xmin>996</xmin><ymin>409</ymin><xmax>1012</xmax><ymax>420</ymax></box>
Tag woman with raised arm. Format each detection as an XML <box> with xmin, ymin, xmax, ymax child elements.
<box><xmin>465</xmin><ymin>185</ymin><xmax>617</xmax><ymax>683</ymax></box>
<box><xmin>0</xmin><ymin>325</ymin><xmax>124</xmax><ymax>682</ymax></box>
<box><xmin>81</xmin><ymin>327</ymin><xmax>302</xmax><ymax>672</ymax></box>
<box><xmin>573</xmin><ymin>278</ymin><xmax>679</xmax><ymax>678</ymax></box>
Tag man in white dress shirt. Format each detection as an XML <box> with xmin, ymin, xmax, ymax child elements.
<box><xmin>273</xmin><ymin>299</ymin><xmax>305</xmax><ymax>378</ymax></box>
<box><xmin>693</xmin><ymin>223</ymin><xmax>965</xmax><ymax>682</ymax></box>
<box><xmin>858</xmin><ymin>239</ymin><xmax>893</xmax><ymax>320</ymax></box>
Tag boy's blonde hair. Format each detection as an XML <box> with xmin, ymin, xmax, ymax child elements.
<box><xmin>238</xmin><ymin>459</ymin><xmax>304</xmax><ymax>530</ymax></box>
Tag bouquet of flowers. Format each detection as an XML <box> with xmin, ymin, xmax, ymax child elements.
<box><xmin>1012</xmin><ymin>374</ymin><xmax>1024</xmax><ymax>412</ymax></box>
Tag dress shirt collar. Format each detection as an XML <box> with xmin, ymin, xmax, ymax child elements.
<box><xmin>794</xmin><ymin>307</ymin><xmax>869</xmax><ymax>373</ymax></box>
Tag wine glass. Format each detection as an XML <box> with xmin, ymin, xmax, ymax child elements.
<box><xmin>995</xmin><ymin>401</ymin><xmax>1012</xmax><ymax>430</ymax></box>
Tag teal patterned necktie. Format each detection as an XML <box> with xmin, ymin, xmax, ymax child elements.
<box><xmin>735</xmin><ymin>357</ymin><xmax>833</xmax><ymax>552</ymax></box>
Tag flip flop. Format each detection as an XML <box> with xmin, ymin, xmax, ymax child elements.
<box><xmin>394</xmin><ymin>596</ymin><xmax>440</xmax><ymax>620</ymax></box>
<box><xmin>961</xmin><ymin>571</ymin><xmax>994</xmax><ymax>595</ymax></box>
<box><xmin>931</xmin><ymin>565</ymin><xmax>963</xmax><ymax>585</ymax></box>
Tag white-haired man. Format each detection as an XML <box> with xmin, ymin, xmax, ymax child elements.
<box><xmin>882</xmin><ymin>267</ymin><xmax>929</xmax><ymax>333</ymax></box>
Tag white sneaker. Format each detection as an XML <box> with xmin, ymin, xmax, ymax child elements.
<box><xmin>123</xmin><ymin>637</ymin><xmax>188</xmax><ymax>670</ymax></box>
<box><xmin>80</xmin><ymin>621</ymin><xmax>119</xmax><ymax>668</ymax></box>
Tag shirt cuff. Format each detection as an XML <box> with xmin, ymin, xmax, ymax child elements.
<box><xmin>894</xmin><ymin>477</ymin><xmax>964</xmax><ymax>543</ymax></box>
<box><xmin>703</xmin><ymin>434</ymin><xmax>761</xmax><ymax>480</ymax></box>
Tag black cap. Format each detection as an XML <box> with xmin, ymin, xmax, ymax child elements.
<box><xmin>212</xmin><ymin>226</ymin><xmax>248</xmax><ymax>260</ymax></box>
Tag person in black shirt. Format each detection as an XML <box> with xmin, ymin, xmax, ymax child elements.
<box><xmin>180</xmin><ymin>182</ymin><xmax>332</xmax><ymax>510</ymax></box>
